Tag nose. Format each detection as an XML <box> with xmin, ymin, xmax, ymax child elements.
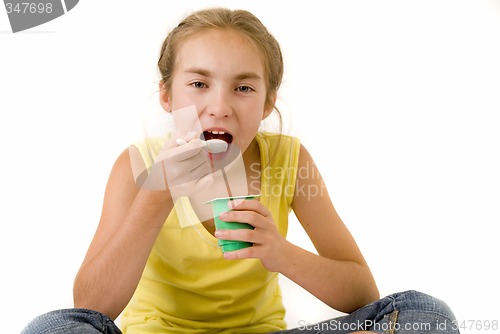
<box><xmin>205</xmin><ymin>89</ymin><xmax>232</xmax><ymax>118</ymax></box>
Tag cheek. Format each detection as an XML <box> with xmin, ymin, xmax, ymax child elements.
<box><xmin>241</xmin><ymin>114</ymin><xmax>264</xmax><ymax>140</ymax></box>
<box><xmin>169</xmin><ymin>82</ymin><xmax>195</xmax><ymax>109</ymax></box>
<box><xmin>169</xmin><ymin>94</ymin><xmax>198</xmax><ymax>112</ymax></box>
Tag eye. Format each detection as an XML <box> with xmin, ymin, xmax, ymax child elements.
<box><xmin>236</xmin><ymin>85</ymin><xmax>254</xmax><ymax>93</ymax></box>
<box><xmin>191</xmin><ymin>81</ymin><xmax>207</xmax><ymax>89</ymax></box>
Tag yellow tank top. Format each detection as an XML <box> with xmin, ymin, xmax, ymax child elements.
<box><xmin>121</xmin><ymin>132</ymin><xmax>300</xmax><ymax>333</ymax></box>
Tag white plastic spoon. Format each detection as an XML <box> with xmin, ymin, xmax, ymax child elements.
<box><xmin>176</xmin><ymin>138</ymin><xmax>228</xmax><ymax>154</ymax></box>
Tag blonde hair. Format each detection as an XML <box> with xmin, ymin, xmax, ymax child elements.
<box><xmin>157</xmin><ymin>7</ymin><xmax>284</xmax><ymax>113</ymax></box>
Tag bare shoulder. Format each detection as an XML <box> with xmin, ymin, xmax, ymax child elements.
<box><xmin>100</xmin><ymin>148</ymin><xmax>141</xmax><ymax>223</ymax></box>
<box><xmin>99</xmin><ymin>147</ymin><xmax>170</xmax><ymax>231</ymax></box>
<box><xmin>110</xmin><ymin>147</ymin><xmax>143</xmax><ymax>187</ymax></box>
<box><xmin>293</xmin><ymin>143</ymin><xmax>327</xmax><ymax>204</ymax></box>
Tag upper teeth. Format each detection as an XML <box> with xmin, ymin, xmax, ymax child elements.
<box><xmin>208</xmin><ymin>130</ymin><xmax>225</xmax><ymax>135</ymax></box>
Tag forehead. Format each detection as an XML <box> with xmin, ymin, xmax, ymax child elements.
<box><xmin>175</xmin><ymin>29</ymin><xmax>265</xmax><ymax>77</ymax></box>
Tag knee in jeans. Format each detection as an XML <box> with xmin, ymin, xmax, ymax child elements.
<box><xmin>21</xmin><ymin>308</ymin><xmax>119</xmax><ymax>334</ymax></box>
<box><xmin>21</xmin><ymin>309</ymin><xmax>68</xmax><ymax>333</ymax></box>
<box><xmin>395</xmin><ymin>290</ymin><xmax>456</xmax><ymax>320</ymax></box>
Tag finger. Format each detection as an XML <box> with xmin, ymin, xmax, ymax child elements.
<box><xmin>187</xmin><ymin>160</ymin><xmax>212</xmax><ymax>181</ymax></box>
<box><xmin>220</xmin><ymin>210</ymin><xmax>269</xmax><ymax>230</ymax></box>
<box><xmin>155</xmin><ymin>130</ymin><xmax>195</xmax><ymax>152</ymax></box>
<box><xmin>194</xmin><ymin>173</ymin><xmax>213</xmax><ymax>189</ymax></box>
<box><xmin>176</xmin><ymin>138</ymin><xmax>188</xmax><ymax>146</ymax></box>
<box><xmin>215</xmin><ymin>228</ymin><xmax>258</xmax><ymax>243</ymax></box>
<box><xmin>179</xmin><ymin>152</ymin><xmax>210</xmax><ymax>173</ymax></box>
<box><xmin>157</xmin><ymin>138</ymin><xmax>206</xmax><ymax>162</ymax></box>
<box><xmin>175</xmin><ymin>131</ymin><xmax>199</xmax><ymax>145</ymax></box>
<box><xmin>228</xmin><ymin>199</ymin><xmax>271</xmax><ymax>219</ymax></box>
<box><xmin>222</xmin><ymin>246</ymin><xmax>258</xmax><ymax>260</ymax></box>
<box><xmin>175</xmin><ymin>141</ymin><xmax>206</xmax><ymax>162</ymax></box>
<box><xmin>167</xmin><ymin>160</ymin><xmax>211</xmax><ymax>187</ymax></box>
<box><xmin>183</xmin><ymin>131</ymin><xmax>199</xmax><ymax>142</ymax></box>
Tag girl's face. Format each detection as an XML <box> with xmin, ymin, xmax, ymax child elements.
<box><xmin>161</xmin><ymin>28</ymin><xmax>273</xmax><ymax>155</ymax></box>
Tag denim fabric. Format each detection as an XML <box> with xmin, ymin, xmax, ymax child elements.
<box><xmin>21</xmin><ymin>291</ymin><xmax>458</xmax><ymax>334</ymax></box>
<box><xmin>21</xmin><ymin>308</ymin><xmax>122</xmax><ymax>334</ymax></box>
<box><xmin>275</xmin><ymin>290</ymin><xmax>459</xmax><ymax>333</ymax></box>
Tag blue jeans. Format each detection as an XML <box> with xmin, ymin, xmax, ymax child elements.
<box><xmin>21</xmin><ymin>290</ymin><xmax>459</xmax><ymax>333</ymax></box>
<box><xmin>274</xmin><ymin>290</ymin><xmax>459</xmax><ymax>333</ymax></box>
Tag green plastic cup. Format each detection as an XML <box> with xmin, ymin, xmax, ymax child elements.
<box><xmin>207</xmin><ymin>195</ymin><xmax>260</xmax><ymax>253</ymax></box>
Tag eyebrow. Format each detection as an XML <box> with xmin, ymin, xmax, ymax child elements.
<box><xmin>184</xmin><ymin>67</ymin><xmax>262</xmax><ymax>81</ymax></box>
<box><xmin>235</xmin><ymin>72</ymin><xmax>262</xmax><ymax>81</ymax></box>
<box><xmin>184</xmin><ymin>67</ymin><xmax>211</xmax><ymax>77</ymax></box>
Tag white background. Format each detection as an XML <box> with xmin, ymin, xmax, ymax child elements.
<box><xmin>1</xmin><ymin>1</ymin><xmax>500</xmax><ymax>333</ymax></box>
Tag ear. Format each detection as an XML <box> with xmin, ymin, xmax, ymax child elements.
<box><xmin>159</xmin><ymin>80</ymin><xmax>172</xmax><ymax>112</ymax></box>
<box><xmin>262</xmin><ymin>93</ymin><xmax>277</xmax><ymax>120</ymax></box>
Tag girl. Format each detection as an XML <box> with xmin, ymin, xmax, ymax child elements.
<box><xmin>22</xmin><ymin>7</ymin><xmax>458</xmax><ymax>334</ymax></box>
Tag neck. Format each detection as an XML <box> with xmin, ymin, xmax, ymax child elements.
<box><xmin>242</xmin><ymin>138</ymin><xmax>260</xmax><ymax>168</ymax></box>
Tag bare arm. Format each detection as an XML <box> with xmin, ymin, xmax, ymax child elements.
<box><xmin>285</xmin><ymin>144</ymin><xmax>379</xmax><ymax>312</ymax></box>
<box><xmin>73</xmin><ymin>149</ymin><xmax>173</xmax><ymax>320</ymax></box>
<box><xmin>206</xmin><ymin>144</ymin><xmax>379</xmax><ymax>313</ymax></box>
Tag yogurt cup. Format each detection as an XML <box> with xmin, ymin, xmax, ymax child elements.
<box><xmin>206</xmin><ymin>195</ymin><xmax>260</xmax><ymax>252</ymax></box>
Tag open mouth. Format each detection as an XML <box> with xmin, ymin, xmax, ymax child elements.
<box><xmin>201</xmin><ymin>130</ymin><xmax>233</xmax><ymax>144</ymax></box>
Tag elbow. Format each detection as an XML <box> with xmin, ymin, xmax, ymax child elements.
<box><xmin>353</xmin><ymin>264</ymin><xmax>380</xmax><ymax>311</ymax></box>
<box><xmin>337</xmin><ymin>291</ymin><xmax>379</xmax><ymax>314</ymax></box>
<box><xmin>72</xmin><ymin>271</ymin><xmax>85</xmax><ymax>308</ymax></box>
<box><xmin>73</xmin><ymin>270</ymin><xmax>92</xmax><ymax>309</ymax></box>
<box><xmin>73</xmin><ymin>276</ymin><xmax>94</xmax><ymax>314</ymax></box>
<box><xmin>73</xmin><ymin>283</ymin><xmax>91</xmax><ymax>313</ymax></box>
<box><xmin>362</xmin><ymin>285</ymin><xmax>380</xmax><ymax>308</ymax></box>
<box><xmin>73</xmin><ymin>292</ymin><xmax>122</xmax><ymax>321</ymax></box>
<box><xmin>336</xmin><ymin>272</ymin><xmax>380</xmax><ymax>314</ymax></box>
<box><xmin>349</xmin><ymin>280</ymin><xmax>380</xmax><ymax>313</ymax></box>
<box><xmin>73</xmin><ymin>274</ymin><xmax>122</xmax><ymax>321</ymax></box>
